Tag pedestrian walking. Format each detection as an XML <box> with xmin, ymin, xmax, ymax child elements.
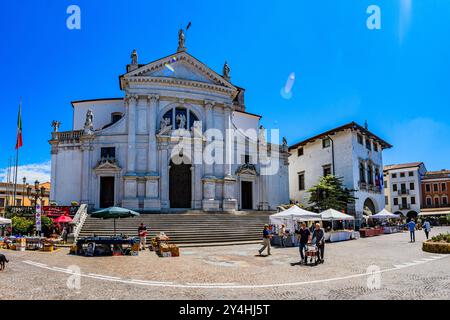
<box><xmin>423</xmin><ymin>219</ymin><xmax>431</xmax><ymax>240</ymax></box>
<box><xmin>258</xmin><ymin>224</ymin><xmax>272</xmax><ymax>256</ymax></box>
<box><xmin>138</xmin><ymin>223</ymin><xmax>148</xmax><ymax>250</ymax></box>
<box><xmin>407</xmin><ymin>219</ymin><xmax>416</xmax><ymax>242</ymax></box>
<box><xmin>279</xmin><ymin>224</ymin><xmax>287</xmax><ymax>247</ymax></box>
<box><xmin>295</xmin><ymin>222</ymin><xmax>311</xmax><ymax>264</ymax></box>
<box><xmin>312</xmin><ymin>223</ymin><xmax>325</xmax><ymax>263</ymax></box>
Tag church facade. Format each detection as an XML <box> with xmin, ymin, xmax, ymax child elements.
<box><xmin>49</xmin><ymin>33</ymin><xmax>289</xmax><ymax>212</ymax></box>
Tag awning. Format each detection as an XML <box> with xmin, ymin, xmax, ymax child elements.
<box><xmin>0</xmin><ymin>217</ymin><xmax>12</xmax><ymax>225</ymax></box>
<box><xmin>419</xmin><ymin>210</ymin><xmax>450</xmax><ymax>216</ymax></box>
<box><xmin>320</xmin><ymin>208</ymin><xmax>355</xmax><ymax>221</ymax></box>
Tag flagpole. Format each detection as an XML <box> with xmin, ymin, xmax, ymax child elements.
<box><xmin>13</xmin><ymin>98</ymin><xmax>22</xmax><ymax>207</ymax></box>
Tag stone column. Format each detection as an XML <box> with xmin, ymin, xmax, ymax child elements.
<box><xmin>193</xmin><ymin>124</ymin><xmax>203</xmax><ymax>209</ymax></box>
<box><xmin>122</xmin><ymin>94</ymin><xmax>139</xmax><ymax>209</ymax></box>
<box><xmin>49</xmin><ymin>143</ymin><xmax>58</xmax><ymax>201</ymax></box>
<box><xmin>202</xmin><ymin>101</ymin><xmax>219</xmax><ymax>211</ymax></box>
<box><xmin>126</xmin><ymin>95</ymin><xmax>137</xmax><ymax>173</ymax></box>
<box><xmin>144</xmin><ymin>94</ymin><xmax>161</xmax><ymax>211</ymax></box>
<box><xmin>80</xmin><ymin>135</ymin><xmax>94</xmax><ymax>207</ymax></box>
<box><xmin>160</xmin><ymin>143</ymin><xmax>170</xmax><ymax>210</ymax></box>
<box><xmin>222</xmin><ymin>105</ymin><xmax>237</xmax><ymax>212</ymax></box>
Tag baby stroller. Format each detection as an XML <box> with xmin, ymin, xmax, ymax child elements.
<box><xmin>305</xmin><ymin>244</ymin><xmax>319</xmax><ymax>266</ymax></box>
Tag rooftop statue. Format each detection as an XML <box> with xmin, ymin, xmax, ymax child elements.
<box><xmin>223</xmin><ymin>61</ymin><xmax>231</xmax><ymax>80</ymax></box>
<box><xmin>177</xmin><ymin>29</ymin><xmax>186</xmax><ymax>52</ymax></box>
<box><xmin>130</xmin><ymin>49</ymin><xmax>138</xmax><ymax>65</ymax></box>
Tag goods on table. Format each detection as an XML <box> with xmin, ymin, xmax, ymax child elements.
<box><xmin>152</xmin><ymin>234</ymin><xmax>179</xmax><ymax>258</ymax></box>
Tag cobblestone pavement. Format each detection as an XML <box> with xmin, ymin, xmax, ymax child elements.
<box><xmin>1</xmin><ymin>227</ymin><xmax>449</xmax><ymax>300</ymax></box>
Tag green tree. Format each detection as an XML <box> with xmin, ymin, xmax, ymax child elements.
<box><xmin>307</xmin><ymin>175</ymin><xmax>357</xmax><ymax>212</ymax></box>
<box><xmin>12</xmin><ymin>216</ymin><xmax>35</xmax><ymax>235</ymax></box>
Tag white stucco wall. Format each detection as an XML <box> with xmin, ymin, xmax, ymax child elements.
<box><xmin>73</xmin><ymin>99</ymin><xmax>125</xmax><ymax>131</ymax></box>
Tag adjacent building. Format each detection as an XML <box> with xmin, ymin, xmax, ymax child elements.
<box><xmin>0</xmin><ymin>182</ymin><xmax>51</xmax><ymax>214</ymax></box>
<box><xmin>383</xmin><ymin>162</ymin><xmax>427</xmax><ymax>219</ymax></box>
<box><xmin>288</xmin><ymin>122</ymin><xmax>392</xmax><ymax>223</ymax></box>
<box><xmin>49</xmin><ymin>33</ymin><xmax>289</xmax><ymax>212</ymax></box>
<box><xmin>420</xmin><ymin>169</ymin><xmax>450</xmax><ymax>216</ymax></box>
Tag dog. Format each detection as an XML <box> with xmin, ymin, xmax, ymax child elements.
<box><xmin>0</xmin><ymin>253</ymin><xmax>9</xmax><ymax>271</ymax></box>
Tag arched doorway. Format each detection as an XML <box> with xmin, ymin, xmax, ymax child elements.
<box><xmin>407</xmin><ymin>211</ymin><xmax>418</xmax><ymax>221</ymax></box>
<box><xmin>169</xmin><ymin>160</ymin><xmax>192</xmax><ymax>208</ymax></box>
<box><xmin>363</xmin><ymin>198</ymin><xmax>376</xmax><ymax>215</ymax></box>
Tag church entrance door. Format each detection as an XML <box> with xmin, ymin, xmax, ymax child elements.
<box><xmin>169</xmin><ymin>162</ymin><xmax>192</xmax><ymax>208</ymax></box>
<box><xmin>100</xmin><ymin>176</ymin><xmax>115</xmax><ymax>208</ymax></box>
<box><xmin>241</xmin><ymin>181</ymin><xmax>253</xmax><ymax>210</ymax></box>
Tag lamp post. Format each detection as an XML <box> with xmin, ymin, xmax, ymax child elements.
<box><xmin>22</xmin><ymin>177</ymin><xmax>26</xmax><ymax>207</ymax></box>
<box><xmin>27</xmin><ymin>180</ymin><xmax>46</xmax><ymax>212</ymax></box>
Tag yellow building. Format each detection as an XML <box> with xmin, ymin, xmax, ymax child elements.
<box><xmin>0</xmin><ymin>182</ymin><xmax>51</xmax><ymax>214</ymax></box>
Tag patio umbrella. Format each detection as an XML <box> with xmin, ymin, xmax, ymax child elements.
<box><xmin>0</xmin><ymin>217</ymin><xmax>12</xmax><ymax>225</ymax></box>
<box><xmin>91</xmin><ymin>207</ymin><xmax>140</xmax><ymax>236</ymax></box>
<box><xmin>53</xmin><ymin>215</ymin><xmax>73</xmax><ymax>224</ymax></box>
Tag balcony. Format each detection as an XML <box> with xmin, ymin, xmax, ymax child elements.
<box><xmin>398</xmin><ymin>189</ymin><xmax>410</xmax><ymax>196</ymax></box>
<box><xmin>51</xmin><ymin>130</ymin><xmax>84</xmax><ymax>143</ymax></box>
<box><xmin>399</xmin><ymin>204</ymin><xmax>411</xmax><ymax>210</ymax></box>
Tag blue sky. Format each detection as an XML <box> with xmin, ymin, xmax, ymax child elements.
<box><xmin>1</xmin><ymin>0</ymin><xmax>450</xmax><ymax>181</ymax></box>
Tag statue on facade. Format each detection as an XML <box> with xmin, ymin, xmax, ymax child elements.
<box><xmin>159</xmin><ymin>117</ymin><xmax>172</xmax><ymax>134</ymax></box>
<box><xmin>51</xmin><ymin>120</ymin><xmax>61</xmax><ymax>132</ymax></box>
<box><xmin>258</xmin><ymin>125</ymin><xmax>266</xmax><ymax>145</ymax></box>
<box><xmin>130</xmin><ymin>49</ymin><xmax>138</xmax><ymax>65</ymax></box>
<box><xmin>176</xmin><ymin>113</ymin><xmax>187</xmax><ymax>129</ymax></box>
<box><xmin>282</xmin><ymin>137</ymin><xmax>287</xmax><ymax>147</ymax></box>
<box><xmin>223</xmin><ymin>61</ymin><xmax>231</xmax><ymax>80</ymax></box>
<box><xmin>177</xmin><ymin>29</ymin><xmax>186</xmax><ymax>52</ymax></box>
<box><xmin>84</xmin><ymin>110</ymin><xmax>94</xmax><ymax>135</ymax></box>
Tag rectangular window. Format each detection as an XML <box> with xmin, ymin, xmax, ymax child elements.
<box><xmin>425</xmin><ymin>184</ymin><xmax>431</xmax><ymax>192</ymax></box>
<box><xmin>101</xmin><ymin>147</ymin><xmax>116</xmax><ymax>159</ymax></box>
<box><xmin>366</xmin><ymin>139</ymin><xmax>372</xmax><ymax>150</ymax></box>
<box><xmin>442</xmin><ymin>183</ymin><xmax>447</xmax><ymax>192</ymax></box>
<box><xmin>373</xmin><ymin>143</ymin><xmax>378</xmax><ymax>152</ymax></box>
<box><xmin>357</xmin><ymin>134</ymin><xmax>363</xmax><ymax>144</ymax></box>
<box><xmin>393</xmin><ymin>184</ymin><xmax>398</xmax><ymax>192</ymax></box>
<box><xmin>410</xmin><ymin>183</ymin><xmax>415</xmax><ymax>190</ymax></box>
<box><xmin>409</xmin><ymin>171</ymin><xmax>414</xmax><ymax>177</ymax></box>
<box><xmin>16</xmin><ymin>199</ymin><xmax>22</xmax><ymax>206</ymax></box>
<box><xmin>0</xmin><ymin>198</ymin><xmax>5</xmax><ymax>207</ymax></box>
<box><xmin>433</xmin><ymin>184</ymin><xmax>439</xmax><ymax>192</ymax></box>
<box><xmin>394</xmin><ymin>198</ymin><xmax>399</xmax><ymax>206</ymax></box>
<box><xmin>322</xmin><ymin>138</ymin><xmax>331</xmax><ymax>148</ymax></box>
<box><xmin>244</xmin><ymin>155</ymin><xmax>250</xmax><ymax>164</ymax></box>
<box><xmin>385</xmin><ymin>196</ymin><xmax>389</xmax><ymax>205</ymax></box>
<box><xmin>411</xmin><ymin>197</ymin><xmax>416</xmax><ymax>205</ymax></box>
<box><xmin>392</xmin><ymin>173</ymin><xmax>397</xmax><ymax>178</ymax></box>
<box><xmin>298</xmin><ymin>173</ymin><xmax>305</xmax><ymax>191</ymax></box>
<box><xmin>443</xmin><ymin>197</ymin><xmax>448</xmax><ymax>205</ymax></box>
<box><xmin>323</xmin><ymin>165</ymin><xmax>332</xmax><ymax>177</ymax></box>
<box><xmin>297</xmin><ymin>147</ymin><xmax>304</xmax><ymax>157</ymax></box>
<box><xmin>426</xmin><ymin>197</ymin><xmax>432</xmax><ymax>206</ymax></box>
<box><xmin>400</xmin><ymin>172</ymin><xmax>405</xmax><ymax>178</ymax></box>
<box><xmin>401</xmin><ymin>197</ymin><xmax>408</xmax><ymax>208</ymax></box>
<box><xmin>401</xmin><ymin>183</ymin><xmax>406</xmax><ymax>192</ymax></box>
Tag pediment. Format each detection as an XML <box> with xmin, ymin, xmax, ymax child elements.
<box><xmin>94</xmin><ymin>159</ymin><xmax>122</xmax><ymax>173</ymax></box>
<box><xmin>121</xmin><ymin>52</ymin><xmax>237</xmax><ymax>92</ymax></box>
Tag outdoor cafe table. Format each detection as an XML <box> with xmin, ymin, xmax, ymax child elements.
<box><xmin>76</xmin><ymin>236</ymin><xmax>139</xmax><ymax>256</ymax></box>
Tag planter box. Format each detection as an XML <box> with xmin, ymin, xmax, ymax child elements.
<box><xmin>422</xmin><ymin>240</ymin><xmax>450</xmax><ymax>254</ymax></box>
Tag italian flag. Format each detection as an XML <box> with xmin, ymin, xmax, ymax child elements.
<box><xmin>15</xmin><ymin>101</ymin><xmax>23</xmax><ymax>149</ymax></box>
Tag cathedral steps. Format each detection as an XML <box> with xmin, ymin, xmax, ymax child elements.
<box><xmin>78</xmin><ymin>212</ymin><xmax>272</xmax><ymax>245</ymax></box>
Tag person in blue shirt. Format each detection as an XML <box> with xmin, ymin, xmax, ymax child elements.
<box><xmin>407</xmin><ymin>219</ymin><xmax>416</xmax><ymax>242</ymax></box>
<box><xmin>258</xmin><ymin>225</ymin><xmax>272</xmax><ymax>256</ymax></box>
<box><xmin>423</xmin><ymin>220</ymin><xmax>431</xmax><ymax>239</ymax></box>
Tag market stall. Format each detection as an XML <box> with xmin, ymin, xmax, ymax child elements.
<box><xmin>74</xmin><ymin>236</ymin><xmax>140</xmax><ymax>256</ymax></box>
<box><xmin>0</xmin><ymin>217</ymin><xmax>12</xmax><ymax>237</ymax></box>
<box><xmin>270</xmin><ymin>206</ymin><xmax>322</xmax><ymax>246</ymax></box>
<box><xmin>360</xmin><ymin>209</ymin><xmax>401</xmax><ymax>237</ymax></box>
<box><xmin>320</xmin><ymin>209</ymin><xmax>356</xmax><ymax>242</ymax></box>
<box><xmin>150</xmin><ymin>232</ymin><xmax>180</xmax><ymax>257</ymax></box>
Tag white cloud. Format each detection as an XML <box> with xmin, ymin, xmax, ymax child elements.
<box><xmin>0</xmin><ymin>160</ymin><xmax>51</xmax><ymax>184</ymax></box>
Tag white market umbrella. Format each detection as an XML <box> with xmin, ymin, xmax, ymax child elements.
<box><xmin>270</xmin><ymin>206</ymin><xmax>321</xmax><ymax>231</ymax></box>
<box><xmin>0</xmin><ymin>217</ymin><xmax>12</xmax><ymax>225</ymax></box>
<box><xmin>371</xmin><ymin>209</ymin><xmax>401</xmax><ymax>220</ymax></box>
<box><xmin>320</xmin><ymin>209</ymin><xmax>355</xmax><ymax>231</ymax></box>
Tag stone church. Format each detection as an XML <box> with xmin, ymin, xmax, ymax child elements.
<box><xmin>49</xmin><ymin>30</ymin><xmax>289</xmax><ymax>212</ymax></box>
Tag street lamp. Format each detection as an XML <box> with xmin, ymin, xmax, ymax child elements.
<box><xmin>22</xmin><ymin>177</ymin><xmax>26</xmax><ymax>207</ymax></box>
<box><xmin>27</xmin><ymin>180</ymin><xmax>46</xmax><ymax>211</ymax></box>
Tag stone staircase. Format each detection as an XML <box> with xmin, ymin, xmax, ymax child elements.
<box><xmin>78</xmin><ymin>211</ymin><xmax>272</xmax><ymax>246</ymax></box>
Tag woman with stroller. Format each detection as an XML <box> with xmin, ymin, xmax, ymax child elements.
<box><xmin>311</xmin><ymin>223</ymin><xmax>325</xmax><ymax>264</ymax></box>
